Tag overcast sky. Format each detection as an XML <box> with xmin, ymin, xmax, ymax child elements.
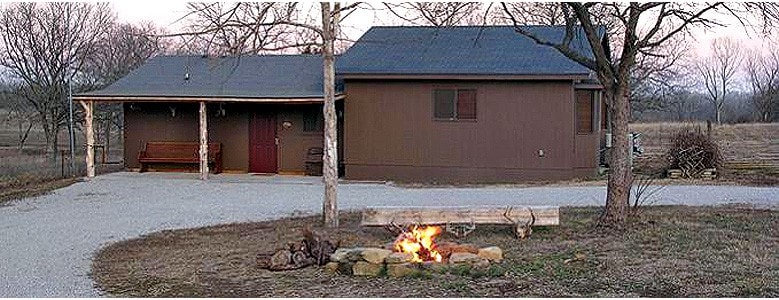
<box><xmin>111</xmin><ymin>1</ymin><xmax>775</xmax><ymax>58</ymax></box>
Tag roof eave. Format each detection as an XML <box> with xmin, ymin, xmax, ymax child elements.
<box><xmin>338</xmin><ymin>73</ymin><xmax>591</xmax><ymax>81</ymax></box>
<box><xmin>72</xmin><ymin>94</ymin><xmax>346</xmax><ymax>103</ymax></box>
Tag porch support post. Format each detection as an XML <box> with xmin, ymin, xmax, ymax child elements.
<box><xmin>79</xmin><ymin>100</ymin><xmax>95</xmax><ymax>178</ymax></box>
<box><xmin>198</xmin><ymin>101</ymin><xmax>209</xmax><ymax>180</ymax></box>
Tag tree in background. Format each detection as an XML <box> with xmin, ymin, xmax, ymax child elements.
<box><xmin>80</xmin><ymin>22</ymin><xmax>166</xmax><ymax>158</ymax></box>
<box><xmin>0</xmin><ymin>2</ymin><xmax>113</xmax><ymax>160</ymax></box>
<box><xmin>696</xmin><ymin>37</ymin><xmax>744</xmax><ymax>125</ymax></box>
<box><xmin>501</xmin><ymin>2</ymin><xmax>779</xmax><ymax>227</ymax></box>
<box><xmin>745</xmin><ymin>47</ymin><xmax>779</xmax><ymax>122</ymax></box>
<box><xmin>0</xmin><ymin>83</ymin><xmax>34</xmax><ymax>153</ymax></box>
<box><xmin>383</xmin><ymin>2</ymin><xmax>484</xmax><ymax>26</ymax></box>
<box><xmin>630</xmin><ymin>35</ymin><xmax>693</xmax><ymax>120</ymax></box>
<box><xmin>180</xmin><ymin>3</ymin><xmax>304</xmax><ymax>55</ymax></box>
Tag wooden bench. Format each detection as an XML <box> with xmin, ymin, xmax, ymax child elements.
<box><xmin>138</xmin><ymin>142</ymin><xmax>222</xmax><ymax>173</ymax></box>
<box><xmin>361</xmin><ymin>205</ymin><xmax>559</xmax><ymax>238</ymax></box>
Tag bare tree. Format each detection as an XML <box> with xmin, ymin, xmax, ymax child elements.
<box><xmin>179</xmin><ymin>3</ymin><xmax>312</xmax><ymax>55</ymax></box>
<box><xmin>0</xmin><ymin>3</ymin><xmax>113</xmax><ymax>160</ymax></box>
<box><xmin>81</xmin><ymin>22</ymin><xmax>164</xmax><ymax>90</ymax></box>
<box><xmin>383</xmin><ymin>2</ymin><xmax>484</xmax><ymax>26</ymax></box>
<box><xmin>0</xmin><ymin>84</ymin><xmax>34</xmax><ymax>153</ymax></box>
<box><xmin>79</xmin><ymin>22</ymin><xmax>165</xmax><ymax>158</ymax></box>
<box><xmin>180</xmin><ymin>2</ymin><xmax>362</xmax><ymax>227</ymax></box>
<box><xmin>500</xmin><ymin>2</ymin><xmax>779</xmax><ymax>228</ymax></box>
<box><xmin>696</xmin><ymin>37</ymin><xmax>743</xmax><ymax>125</ymax></box>
<box><xmin>745</xmin><ymin>47</ymin><xmax>779</xmax><ymax>122</ymax></box>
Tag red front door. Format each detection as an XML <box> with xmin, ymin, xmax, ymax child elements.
<box><xmin>249</xmin><ymin>111</ymin><xmax>277</xmax><ymax>173</ymax></box>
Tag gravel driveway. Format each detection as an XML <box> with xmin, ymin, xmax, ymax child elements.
<box><xmin>1</xmin><ymin>172</ymin><xmax>777</xmax><ymax>297</ymax></box>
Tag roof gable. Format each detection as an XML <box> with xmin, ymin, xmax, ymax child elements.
<box><xmin>336</xmin><ymin>26</ymin><xmax>598</xmax><ymax>77</ymax></box>
<box><xmin>81</xmin><ymin>55</ymin><xmax>339</xmax><ymax>99</ymax></box>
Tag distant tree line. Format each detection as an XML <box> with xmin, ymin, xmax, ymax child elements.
<box><xmin>0</xmin><ymin>3</ymin><xmax>164</xmax><ymax>159</ymax></box>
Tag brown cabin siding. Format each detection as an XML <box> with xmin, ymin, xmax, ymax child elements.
<box><xmin>123</xmin><ymin>102</ymin><xmax>250</xmax><ymax>172</ymax></box>
<box><xmin>124</xmin><ymin>102</ymin><xmax>323</xmax><ymax>173</ymax></box>
<box><xmin>276</xmin><ymin>105</ymin><xmax>324</xmax><ymax>173</ymax></box>
<box><xmin>343</xmin><ymin>79</ymin><xmax>598</xmax><ymax>183</ymax></box>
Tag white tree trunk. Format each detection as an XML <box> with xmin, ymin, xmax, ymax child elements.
<box><xmin>321</xmin><ymin>2</ymin><xmax>339</xmax><ymax>228</ymax></box>
<box><xmin>199</xmin><ymin>101</ymin><xmax>209</xmax><ymax>180</ymax></box>
<box><xmin>80</xmin><ymin>100</ymin><xmax>95</xmax><ymax>179</ymax></box>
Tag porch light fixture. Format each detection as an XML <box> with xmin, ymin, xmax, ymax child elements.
<box><xmin>217</xmin><ymin>103</ymin><xmax>226</xmax><ymax>117</ymax></box>
<box><xmin>169</xmin><ymin>106</ymin><xmax>177</xmax><ymax>117</ymax></box>
<box><xmin>282</xmin><ymin>121</ymin><xmax>293</xmax><ymax>129</ymax></box>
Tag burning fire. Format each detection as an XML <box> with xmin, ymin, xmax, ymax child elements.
<box><xmin>393</xmin><ymin>225</ymin><xmax>443</xmax><ymax>263</ymax></box>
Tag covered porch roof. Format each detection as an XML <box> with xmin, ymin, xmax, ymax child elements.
<box><xmin>74</xmin><ymin>54</ymin><xmax>344</xmax><ymax>103</ymax></box>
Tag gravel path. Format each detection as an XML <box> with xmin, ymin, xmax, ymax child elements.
<box><xmin>1</xmin><ymin>172</ymin><xmax>777</xmax><ymax>297</ymax></box>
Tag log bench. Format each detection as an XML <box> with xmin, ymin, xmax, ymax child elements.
<box><xmin>138</xmin><ymin>141</ymin><xmax>222</xmax><ymax>173</ymax></box>
<box><xmin>361</xmin><ymin>205</ymin><xmax>559</xmax><ymax>238</ymax></box>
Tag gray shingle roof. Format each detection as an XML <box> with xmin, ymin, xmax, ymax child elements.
<box><xmin>81</xmin><ymin>55</ymin><xmax>339</xmax><ymax>98</ymax></box>
<box><xmin>336</xmin><ymin>26</ymin><xmax>597</xmax><ymax>76</ymax></box>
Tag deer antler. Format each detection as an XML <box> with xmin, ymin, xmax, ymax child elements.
<box><xmin>384</xmin><ymin>220</ymin><xmax>405</xmax><ymax>235</ymax></box>
<box><xmin>526</xmin><ymin>207</ymin><xmax>536</xmax><ymax>227</ymax></box>
<box><xmin>503</xmin><ymin>206</ymin><xmax>515</xmax><ymax>224</ymax></box>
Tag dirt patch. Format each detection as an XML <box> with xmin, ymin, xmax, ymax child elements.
<box><xmin>92</xmin><ymin>206</ymin><xmax>779</xmax><ymax>297</ymax></box>
<box><xmin>0</xmin><ymin>177</ymin><xmax>79</xmax><ymax>206</ymax></box>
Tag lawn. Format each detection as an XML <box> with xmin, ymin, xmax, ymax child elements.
<box><xmin>91</xmin><ymin>206</ymin><xmax>779</xmax><ymax>297</ymax></box>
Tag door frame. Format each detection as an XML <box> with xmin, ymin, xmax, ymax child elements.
<box><xmin>249</xmin><ymin>111</ymin><xmax>278</xmax><ymax>173</ymax></box>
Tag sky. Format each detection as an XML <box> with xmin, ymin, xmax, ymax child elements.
<box><xmin>111</xmin><ymin>1</ymin><xmax>774</xmax><ymax>58</ymax></box>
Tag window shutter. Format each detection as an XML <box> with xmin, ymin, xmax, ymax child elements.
<box><xmin>434</xmin><ymin>89</ymin><xmax>456</xmax><ymax>119</ymax></box>
<box><xmin>576</xmin><ymin>90</ymin><xmax>593</xmax><ymax>134</ymax></box>
<box><xmin>457</xmin><ymin>89</ymin><xmax>477</xmax><ymax>120</ymax></box>
<box><xmin>601</xmin><ymin>96</ymin><xmax>608</xmax><ymax>130</ymax></box>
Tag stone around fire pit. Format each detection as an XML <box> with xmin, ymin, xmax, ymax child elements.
<box><xmin>326</xmin><ymin>245</ymin><xmax>503</xmax><ymax>277</ymax></box>
<box><xmin>449</xmin><ymin>252</ymin><xmax>490</xmax><ymax>269</ymax></box>
<box><xmin>477</xmin><ymin>246</ymin><xmax>503</xmax><ymax>262</ymax></box>
<box><xmin>385</xmin><ymin>252</ymin><xmax>414</xmax><ymax>264</ymax></box>
<box><xmin>361</xmin><ymin>248</ymin><xmax>393</xmax><ymax>264</ymax></box>
<box><xmin>386</xmin><ymin>263</ymin><xmax>416</xmax><ymax>277</ymax></box>
<box><xmin>353</xmin><ymin>261</ymin><xmax>384</xmax><ymax>276</ymax></box>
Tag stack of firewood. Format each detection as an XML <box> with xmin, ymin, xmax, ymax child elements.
<box><xmin>257</xmin><ymin>228</ymin><xmax>339</xmax><ymax>271</ymax></box>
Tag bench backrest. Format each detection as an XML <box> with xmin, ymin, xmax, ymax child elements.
<box><xmin>143</xmin><ymin>142</ymin><xmax>221</xmax><ymax>159</ymax></box>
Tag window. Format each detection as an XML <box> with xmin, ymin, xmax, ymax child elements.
<box><xmin>303</xmin><ymin>108</ymin><xmax>324</xmax><ymax>132</ymax></box>
<box><xmin>433</xmin><ymin>89</ymin><xmax>477</xmax><ymax>121</ymax></box>
<box><xmin>576</xmin><ymin>90</ymin><xmax>594</xmax><ymax>134</ymax></box>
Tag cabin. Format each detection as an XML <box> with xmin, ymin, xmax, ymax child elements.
<box><xmin>76</xmin><ymin>55</ymin><xmax>344</xmax><ymax>175</ymax></box>
<box><xmin>336</xmin><ymin>26</ymin><xmax>605</xmax><ymax>182</ymax></box>
<box><xmin>74</xmin><ymin>25</ymin><xmax>605</xmax><ymax>183</ymax></box>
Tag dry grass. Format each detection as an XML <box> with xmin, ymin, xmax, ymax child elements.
<box><xmin>0</xmin><ymin>150</ymin><xmax>123</xmax><ymax>205</ymax></box>
<box><xmin>92</xmin><ymin>206</ymin><xmax>779</xmax><ymax>297</ymax></box>
<box><xmin>631</xmin><ymin>122</ymin><xmax>779</xmax><ymax>185</ymax></box>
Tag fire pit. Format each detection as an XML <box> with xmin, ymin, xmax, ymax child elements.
<box><xmin>326</xmin><ymin>225</ymin><xmax>503</xmax><ymax>277</ymax></box>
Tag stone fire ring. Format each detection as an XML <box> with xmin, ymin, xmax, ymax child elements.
<box><xmin>325</xmin><ymin>246</ymin><xmax>503</xmax><ymax>277</ymax></box>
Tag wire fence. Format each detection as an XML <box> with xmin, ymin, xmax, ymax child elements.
<box><xmin>0</xmin><ymin>148</ymin><xmax>123</xmax><ymax>192</ymax></box>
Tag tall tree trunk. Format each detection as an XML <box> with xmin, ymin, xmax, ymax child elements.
<box><xmin>41</xmin><ymin>114</ymin><xmax>58</xmax><ymax>163</ymax></box>
<box><xmin>321</xmin><ymin>2</ymin><xmax>339</xmax><ymax>228</ymax></box>
<box><xmin>599</xmin><ymin>84</ymin><xmax>632</xmax><ymax>227</ymax></box>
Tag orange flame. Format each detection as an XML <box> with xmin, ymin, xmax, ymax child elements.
<box><xmin>393</xmin><ymin>225</ymin><xmax>443</xmax><ymax>263</ymax></box>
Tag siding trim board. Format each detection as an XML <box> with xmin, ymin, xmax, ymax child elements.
<box><xmin>340</xmin><ymin>74</ymin><xmax>590</xmax><ymax>81</ymax></box>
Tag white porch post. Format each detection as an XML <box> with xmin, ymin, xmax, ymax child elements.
<box><xmin>199</xmin><ymin>101</ymin><xmax>209</xmax><ymax>180</ymax></box>
<box><xmin>80</xmin><ymin>100</ymin><xmax>95</xmax><ymax>178</ymax></box>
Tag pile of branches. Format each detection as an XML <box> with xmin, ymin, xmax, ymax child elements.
<box><xmin>666</xmin><ymin>127</ymin><xmax>722</xmax><ymax>178</ymax></box>
<box><xmin>257</xmin><ymin>228</ymin><xmax>339</xmax><ymax>271</ymax></box>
